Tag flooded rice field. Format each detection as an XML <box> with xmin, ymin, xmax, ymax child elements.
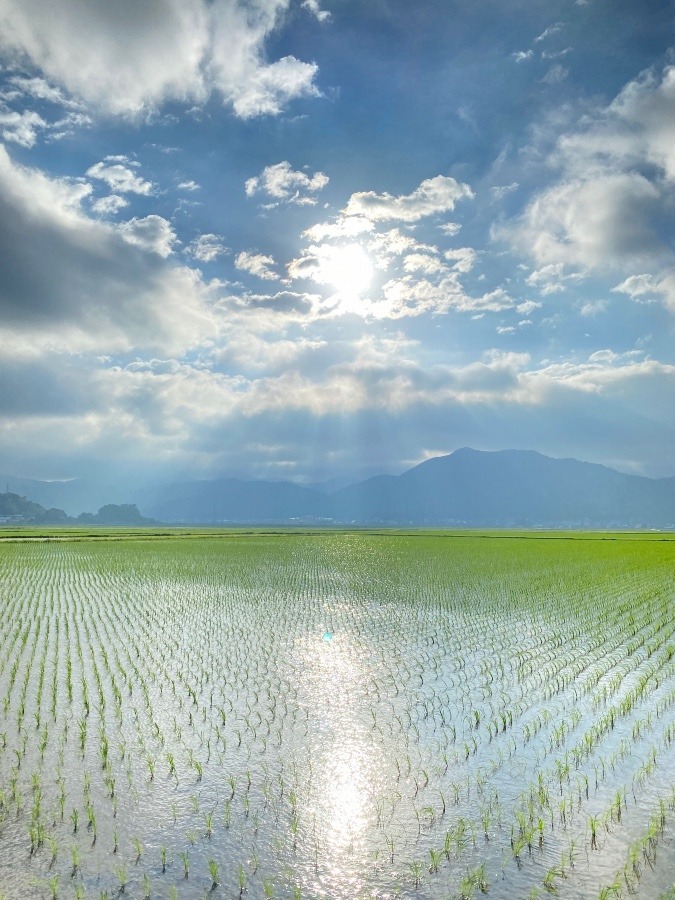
<box><xmin>0</xmin><ymin>530</ymin><xmax>673</xmax><ymax>899</ymax></box>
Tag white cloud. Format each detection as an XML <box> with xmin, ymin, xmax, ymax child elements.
<box><xmin>502</xmin><ymin>63</ymin><xmax>675</xmax><ymax>316</ymax></box>
<box><xmin>0</xmin><ymin>106</ymin><xmax>47</xmax><ymax>146</ymax></box>
<box><xmin>511</xmin><ymin>50</ymin><xmax>533</xmax><ymax>62</ymax></box>
<box><xmin>402</xmin><ymin>253</ymin><xmax>447</xmax><ymax>276</ymax></box>
<box><xmin>578</xmin><ymin>299</ymin><xmax>608</xmax><ymax>317</ymax></box>
<box><xmin>612</xmin><ymin>273</ymin><xmax>659</xmax><ymax>301</ymax></box>
<box><xmin>303</xmin><ymin>216</ymin><xmax>374</xmax><ymax>242</ymax></box>
<box><xmin>117</xmin><ymin>216</ymin><xmax>177</xmax><ymax>257</ymax></box>
<box><xmin>613</xmin><ymin>270</ymin><xmax>675</xmax><ymax>312</ymax></box>
<box><xmin>226</xmin><ymin>55</ymin><xmax>320</xmax><ymax>119</ymax></box>
<box><xmin>534</xmin><ymin>23</ymin><xmax>563</xmax><ymax>43</ymax></box>
<box><xmin>516</xmin><ymin>300</ymin><xmax>542</xmax><ymax>316</ymax></box>
<box><xmin>507</xmin><ymin>171</ymin><xmax>664</xmax><ymax>273</ymax></box>
<box><xmin>302</xmin><ymin>0</ymin><xmax>331</xmax><ymax>23</ymax></box>
<box><xmin>0</xmin><ymin>0</ymin><xmax>320</xmax><ymax>119</ymax></box>
<box><xmin>444</xmin><ymin>247</ymin><xmax>476</xmax><ymax>273</ymax></box>
<box><xmin>178</xmin><ymin>180</ymin><xmax>200</xmax><ymax>192</ymax></box>
<box><xmin>378</xmin><ymin>276</ymin><xmax>513</xmax><ymax>319</ymax></box>
<box><xmin>86</xmin><ymin>159</ymin><xmax>153</xmax><ymax>195</ymax></box>
<box><xmin>187</xmin><ymin>233</ymin><xmax>229</xmax><ymax>262</ymax></box>
<box><xmin>526</xmin><ymin>263</ymin><xmax>584</xmax><ymax>294</ymax></box>
<box><xmin>245</xmin><ymin>161</ymin><xmax>329</xmax><ymax>206</ymax></box>
<box><xmin>366</xmin><ymin>229</ymin><xmax>428</xmax><ymax>263</ymax></box>
<box><xmin>542</xmin><ymin>48</ymin><xmax>572</xmax><ymax>60</ymax></box>
<box><xmin>8</xmin><ymin>74</ymin><xmax>82</xmax><ymax>108</ymax></box>
<box><xmin>91</xmin><ymin>194</ymin><xmax>128</xmax><ymax>215</ymax></box>
<box><xmin>437</xmin><ymin>222</ymin><xmax>462</xmax><ymax>235</ymax></box>
<box><xmin>235</xmin><ymin>250</ymin><xmax>279</xmax><ymax>280</ymax></box>
<box><xmin>342</xmin><ymin>175</ymin><xmax>474</xmax><ymax>223</ymax></box>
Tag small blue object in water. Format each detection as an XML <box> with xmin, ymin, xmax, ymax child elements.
<box><xmin>322</xmin><ymin>630</ymin><xmax>333</xmax><ymax>642</ymax></box>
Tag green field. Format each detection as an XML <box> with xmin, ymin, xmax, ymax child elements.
<box><xmin>0</xmin><ymin>529</ymin><xmax>673</xmax><ymax>899</ymax></box>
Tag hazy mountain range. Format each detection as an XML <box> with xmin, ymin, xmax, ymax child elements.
<box><xmin>3</xmin><ymin>449</ymin><xmax>674</xmax><ymax>528</ymax></box>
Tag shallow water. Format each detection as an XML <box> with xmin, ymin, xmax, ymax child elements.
<box><xmin>0</xmin><ymin>532</ymin><xmax>673</xmax><ymax>899</ymax></box>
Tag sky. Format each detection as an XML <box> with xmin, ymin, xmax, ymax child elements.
<box><xmin>0</xmin><ymin>0</ymin><xmax>674</xmax><ymax>487</ymax></box>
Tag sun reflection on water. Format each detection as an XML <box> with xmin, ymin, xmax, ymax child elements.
<box><xmin>292</xmin><ymin>624</ymin><xmax>386</xmax><ymax>890</ymax></box>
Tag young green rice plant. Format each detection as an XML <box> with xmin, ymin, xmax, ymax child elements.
<box><xmin>70</xmin><ymin>844</ymin><xmax>80</xmax><ymax>876</ymax></box>
<box><xmin>204</xmin><ymin>810</ymin><xmax>213</xmax><ymax>837</ymax></box>
<box><xmin>180</xmin><ymin>851</ymin><xmax>189</xmax><ymax>878</ymax></box>
<box><xmin>47</xmin><ymin>835</ymin><xmax>58</xmax><ymax>866</ymax></box>
<box><xmin>115</xmin><ymin>866</ymin><xmax>127</xmax><ymax>892</ymax></box>
<box><xmin>141</xmin><ymin>873</ymin><xmax>151</xmax><ymax>899</ymax></box>
<box><xmin>208</xmin><ymin>858</ymin><xmax>220</xmax><ymax>888</ymax></box>
<box><xmin>428</xmin><ymin>848</ymin><xmax>442</xmax><ymax>874</ymax></box>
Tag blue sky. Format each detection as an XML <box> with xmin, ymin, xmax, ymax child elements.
<box><xmin>0</xmin><ymin>0</ymin><xmax>674</xmax><ymax>485</ymax></box>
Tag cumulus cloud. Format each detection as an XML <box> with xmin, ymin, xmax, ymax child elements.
<box><xmin>245</xmin><ymin>161</ymin><xmax>329</xmax><ymax>206</ymax></box>
<box><xmin>186</xmin><ymin>233</ymin><xmax>229</xmax><ymax>262</ymax></box>
<box><xmin>0</xmin><ymin>106</ymin><xmax>47</xmax><ymax>145</ymax></box>
<box><xmin>86</xmin><ymin>159</ymin><xmax>153</xmax><ymax>195</ymax></box>
<box><xmin>526</xmin><ymin>263</ymin><xmax>584</xmax><ymax>294</ymax></box>
<box><xmin>342</xmin><ymin>175</ymin><xmax>474</xmax><ymax>223</ymax></box>
<box><xmin>512</xmin><ymin>172</ymin><xmax>664</xmax><ymax>273</ymax></box>
<box><xmin>0</xmin><ymin>0</ymin><xmax>320</xmax><ymax>119</ymax></box>
<box><xmin>0</xmin><ymin>144</ymin><xmax>213</xmax><ymax>353</ymax></box>
<box><xmin>235</xmin><ymin>250</ymin><xmax>280</xmax><ymax>280</ymax></box>
<box><xmin>437</xmin><ymin>222</ymin><xmax>462</xmax><ymax>235</ymax></box>
<box><xmin>303</xmin><ymin>216</ymin><xmax>374</xmax><ymax>242</ymax></box>
<box><xmin>613</xmin><ymin>271</ymin><xmax>675</xmax><ymax>312</ymax></box>
<box><xmin>117</xmin><ymin>215</ymin><xmax>177</xmax><ymax>257</ymax></box>
<box><xmin>177</xmin><ymin>180</ymin><xmax>200</xmax><ymax>192</ymax></box>
<box><xmin>91</xmin><ymin>194</ymin><xmax>128</xmax><ymax>216</ymax></box>
<box><xmin>502</xmin><ymin>62</ymin><xmax>675</xmax><ymax>315</ymax></box>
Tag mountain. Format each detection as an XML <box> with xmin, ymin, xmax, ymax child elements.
<box><xmin>138</xmin><ymin>478</ymin><xmax>332</xmax><ymax>524</ymax></box>
<box><xmin>0</xmin><ymin>493</ymin><xmax>156</xmax><ymax>526</ymax></box>
<box><xmin>4</xmin><ymin>449</ymin><xmax>674</xmax><ymax>527</ymax></box>
<box><xmin>331</xmin><ymin>448</ymin><xmax>675</xmax><ymax>527</ymax></box>
<box><xmin>0</xmin><ymin>473</ymin><xmax>137</xmax><ymax>516</ymax></box>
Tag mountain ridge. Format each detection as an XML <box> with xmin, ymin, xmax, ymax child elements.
<box><xmin>2</xmin><ymin>448</ymin><xmax>674</xmax><ymax>527</ymax></box>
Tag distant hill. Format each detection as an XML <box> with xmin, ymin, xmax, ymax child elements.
<box><xmin>137</xmin><ymin>449</ymin><xmax>674</xmax><ymax>528</ymax></box>
<box><xmin>0</xmin><ymin>473</ymin><xmax>147</xmax><ymax>516</ymax></box>
<box><xmin>330</xmin><ymin>448</ymin><xmax>675</xmax><ymax>527</ymax></box>
<box><xmin>0</xmin><ymin>493</ymin><xmax>157</xmax><ymax>526</ymax></box>
<box><xmin>138</xmin><ymin>478</ymin><xmax>332</xmax><ymax>524</ymax></box>
<box><xmin>4</xmin><ymin>449</ymin><xmax>674</xmax><ymax>527</ymax></box>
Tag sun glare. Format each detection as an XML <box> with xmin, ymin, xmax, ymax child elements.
<box><xmin>315</xmin><ymin>243</ymin><xmax>373</xmax><ymax>299</ymax></box>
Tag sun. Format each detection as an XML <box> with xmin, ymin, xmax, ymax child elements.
<box><xmin>314</xmin><ymin>243</ymin><xmax>374</xmax><ymax>299</ymax></box>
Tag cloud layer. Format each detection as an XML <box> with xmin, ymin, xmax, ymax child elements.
<box><xmin>0</xmin><ymin>0</ymin><xmax>319</xmax><ymax>117</ymax></box>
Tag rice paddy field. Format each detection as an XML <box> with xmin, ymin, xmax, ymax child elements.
<box><xmin>0</xmin><ymin>528</ymin><xmax>673</xmax><ymax>900</ymax></box>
